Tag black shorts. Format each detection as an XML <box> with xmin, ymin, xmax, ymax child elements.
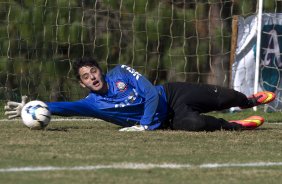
<box><xmin>163</xmin><ymin>82</ymin><xmax>249</xmax><ymax>131</ymax></box>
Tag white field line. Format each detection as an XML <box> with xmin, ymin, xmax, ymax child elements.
<box><xmin>1</xmin><ymin>162</ymin><xmax>282</xmax><ymax>172</ymax></box>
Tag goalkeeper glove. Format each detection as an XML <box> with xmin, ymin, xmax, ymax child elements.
<box><xmin>4</xmin><ymin>96</ymin><xmax>28</xmax><ymax>119</ymax></box>
<box><xmin>119</xmin><ymin>125</ymin><xmax>147</xmax><ymax>132</ymax></box>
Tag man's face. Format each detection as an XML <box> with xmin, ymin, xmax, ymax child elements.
<box><xmin>78</xmin><ymin>66</ymin><xmax>107</xmax><ymax>94</ymax></box>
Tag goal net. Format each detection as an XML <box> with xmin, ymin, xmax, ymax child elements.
<box><xmin>232</xmin><ymin>1</ymin><xmax>282</xmax><ymax>112</ymax></box>
<box><xmin>0</xmin><ymin>0</ymin><xmax>281</xmax><ymax>111</ymax></box>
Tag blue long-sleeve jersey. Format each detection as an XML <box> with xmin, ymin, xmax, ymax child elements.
<box><xmin>46</xmin><ymin>65</ymin><xmax>168</xmax><ymax>130</ymax></box>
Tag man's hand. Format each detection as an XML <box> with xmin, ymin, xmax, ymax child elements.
<box><xmin>4</xmin><ymin>96</ymin><xmax>28</xmax><ymax>119</ymax></box>
<box><xmin>119</xmin><ymin>125</ymin><xmax>147</xmax><ymax>132</ymax></box>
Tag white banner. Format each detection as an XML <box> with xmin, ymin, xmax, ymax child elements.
<box><xmin>232</xmin><ymin>13</ymin><xmax>282</xmax><ymax>112</ymax></box>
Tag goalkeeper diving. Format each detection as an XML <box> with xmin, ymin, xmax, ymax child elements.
<box><xmin>4</xmin><ymin>57</ymin><xmax>276</xmax><ymax>131</ymax></box>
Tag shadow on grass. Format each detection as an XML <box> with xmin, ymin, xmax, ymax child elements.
<box><xmin>46</xmin><ymin>126</ymin><xmax>97</xmax><ymax>132</ymax></box>
<box><xmin>44</xmin><ymin>125</ymin><xmax>277</xmax><ymax>132</ymax></box>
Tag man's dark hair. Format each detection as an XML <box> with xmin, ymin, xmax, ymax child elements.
<box><xmin>73</xmin><ymin>57</ymin><xmax>101</xmax><ymax>80</ymax></box>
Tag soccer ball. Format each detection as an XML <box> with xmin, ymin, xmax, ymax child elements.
<box><xmin>21</xmin><ymin>100</ymin><xmax>51</xmax><ymax>130</ymax></box>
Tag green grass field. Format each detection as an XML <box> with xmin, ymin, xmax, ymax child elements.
<box><xmin>1</xmin><ymin>109</ymin><xmax>282</xmax><ymax>184</ymax></box>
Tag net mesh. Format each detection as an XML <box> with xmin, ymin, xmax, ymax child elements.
<box><xmin>0</xmin><ymin>0</ymin><xmax>281</xmax><ymax>105</ymax></box>
<box><xmin>231</xmin><ymin>1</ymin><xmax>282</xmax><ymax>111</ymax></box>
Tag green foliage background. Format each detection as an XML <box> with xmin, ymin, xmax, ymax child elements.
<box><xmin>0</xmin><ymin>0</ymin><xmax>281</xmax><ymax>102</ymax></box>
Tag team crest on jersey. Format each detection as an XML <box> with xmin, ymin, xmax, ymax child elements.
<box><xmin>116</xmin><ymin>81</ymin><xmax>127</xmax><ymax>91</ymax></box>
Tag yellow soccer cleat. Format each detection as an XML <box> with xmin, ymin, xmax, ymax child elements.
<box><xmin>240</xmin><ymin>91</ymin><xmax>276</xmax><ymax>109</ymax></box>
<box><xmin>250</xmin><ymin>91</ymin><xmax>276</xmax><ymax>106</ymax></box>
<box><xmin>229</xmin><ymin>116</ymin><xmax>264</xmax><ymax>130</ymax></box>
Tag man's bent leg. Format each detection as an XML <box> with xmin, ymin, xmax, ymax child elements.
<box><xmin>164</xmin><ymin>82</ymin><xmax>251</xmax><ymax>113</ymax></box>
